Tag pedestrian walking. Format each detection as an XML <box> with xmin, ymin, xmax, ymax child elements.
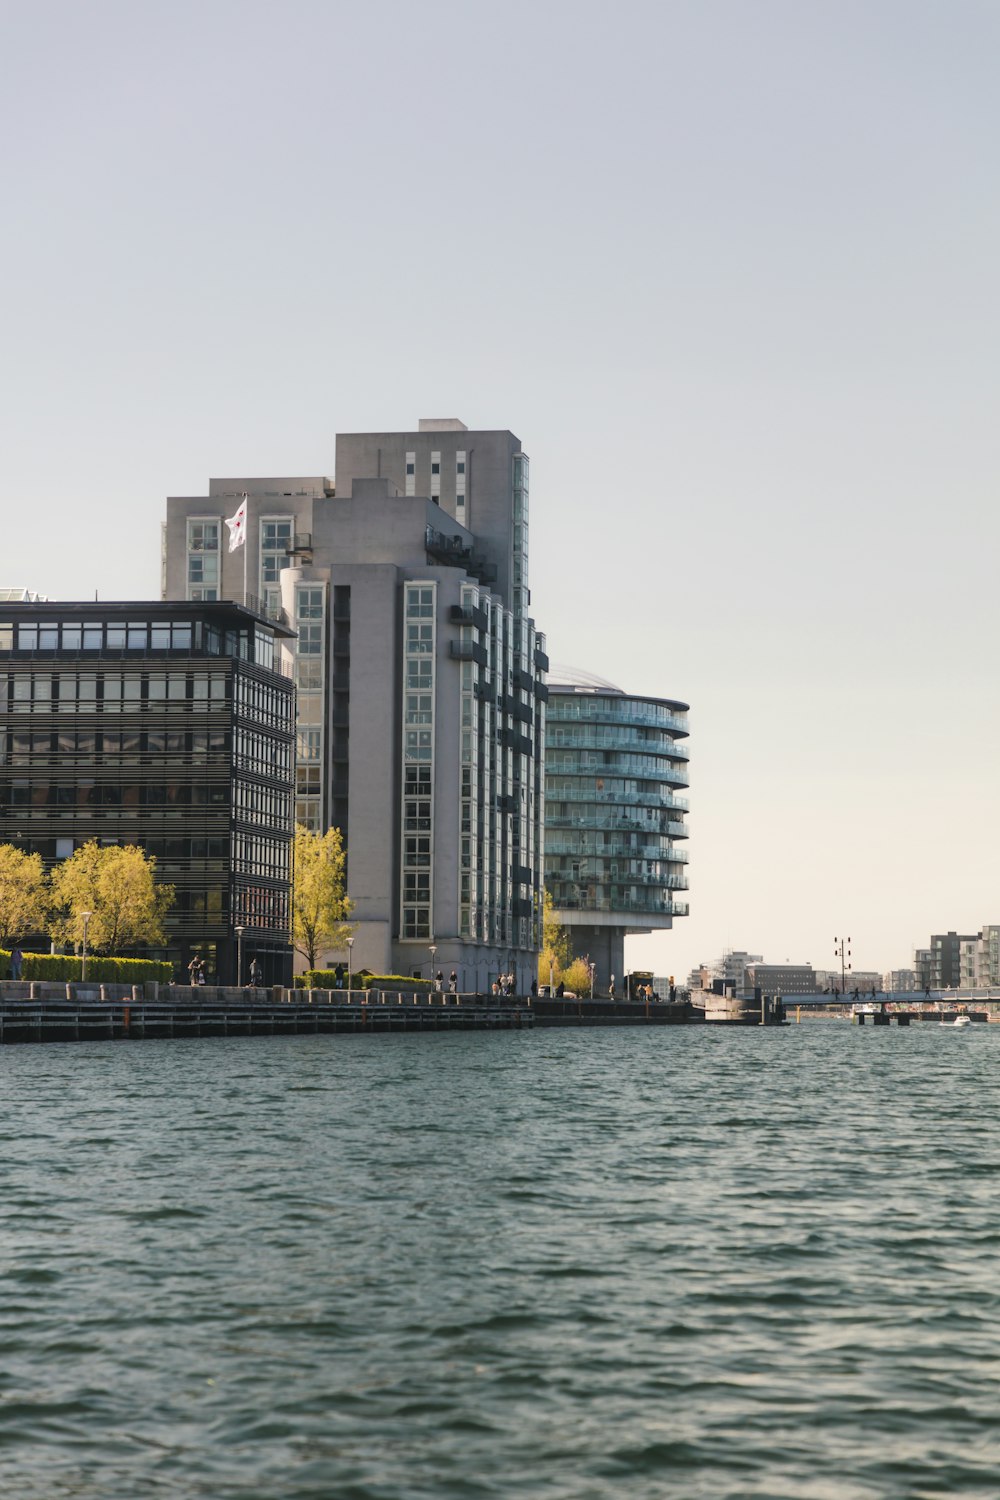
<box><xmin>449</xmin><ymin>970</ymin><xmax>458</xmax><ymax>993</ymax></box>
<box><xmin>609</xmin><ymin>974</ymin><xmax>616</xmax><ymax>999</ymax></box>
<box><xmin>10</xmin><ymin>945</ymin><xmax>23</xmax><ymax>981</ymax></box>
<box><xmin>187</xmin><ymin>954</ymin><xmax>203</xmax><ymax>986</ymax></box>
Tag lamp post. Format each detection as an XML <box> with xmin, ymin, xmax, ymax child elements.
<box><xmin>80</xmin><ymin>911</ymin><xmax>92</xmax><ymax>982</ymax></box>
<box><xmin>429</xmin><ymin>943</ymin><xmax>437</xmax><ymax>992</ymax></box>
<box><xmin>235</xmin><ymin>925</ymin><xmax>245</xmax><ymax>987</ymax></box>
<box><xmin>834</xmin><ymin>935</ymin><xmax>851</xmax><ymax>1000</ymax></box>
<box><xmin>346</xmin><ymin>935</ymin><xmax>354</xmax><ymax>1000</ymax></box>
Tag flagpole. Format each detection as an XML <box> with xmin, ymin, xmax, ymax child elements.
<box><xmin>243</xmin><ymin>492</ymin><xmax>248</xmax><ymax>605</ymax></box>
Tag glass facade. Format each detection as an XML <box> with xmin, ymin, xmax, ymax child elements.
<box><xmin>450</xmin><ymin>585</ymin><xmax>545</xmax><ymax>955</ymax></box>
<box><xmin>544</xmin><ymin>686</ymin><xmax>690</xmax><ymax>923</ymax></box>
<box><xmin>294</xmin><ymin>584</ymin><xmax>326</xmax><ymax>831</ymax></box>
<box><xmin>0</xmin><ymin>602</ymin><xmax>295</xmax><ymax>984</ymax></box>
<box><xmin>401</xmin><ymin>584</ymin><xmax>435</xmax><ymax>938</ymax></box>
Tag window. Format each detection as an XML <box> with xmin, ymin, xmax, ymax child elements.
<box><xmin>297</xmin><ymin>588</ymin><xmax>324</xmax><ymax>620</ymax></box>
<box><xmin>260</xmin><ymin>517</ymin><xmax>293</xmax><ymax>610</ymax></box>
<box><xmin>187</xmin><ymin>518</ymin><xmax>220</xmax><ymax>601</ymax></box>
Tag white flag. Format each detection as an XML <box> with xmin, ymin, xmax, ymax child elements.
<box><xmin>225</xmin><ymin>493</ymin><xmax>248</xmax><ymax>552</ymax></box>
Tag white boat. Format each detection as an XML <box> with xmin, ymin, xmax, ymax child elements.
<box><xmin>940</xmin><ymin>1014</ymin><xmax>972</xmax><ymax>1028</ymax></box>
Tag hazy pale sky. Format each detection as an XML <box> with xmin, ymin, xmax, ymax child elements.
<box><xmin>3</xmin><ymin>0</ymin><xmax>998</xmax><ymax>981</ymax></box>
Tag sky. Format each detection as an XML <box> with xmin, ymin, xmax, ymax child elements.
<box><xmin>3</xmin><ymin>0</ymin><xmax>998</xmax><ymax>983</ymax></box>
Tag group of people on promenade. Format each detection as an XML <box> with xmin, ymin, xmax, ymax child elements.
<box><xmin>187</xmin><ymin>955</ymin><xmax>263</xmax><ymax>986</ymax></box>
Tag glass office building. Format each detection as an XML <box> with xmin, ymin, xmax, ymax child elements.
<box><xmin>544</xmin><ymin>671</ymin><xmax>689</xmax><ymax>987</ymax></box>
<box><xmin>0</xmin><ymin>600</ymin><xmax>295</xmax><ymax>984</ymax></box>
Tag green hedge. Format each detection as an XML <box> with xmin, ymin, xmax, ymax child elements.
<box><xmin>0</xmin><ymin>951</ymin><xmax>174</xmax><ymax>983</ymax></box>
<box><xmin>301</xmin><ymin>969</ymin><xmax>434</xmax><ymax>993</ymax></box>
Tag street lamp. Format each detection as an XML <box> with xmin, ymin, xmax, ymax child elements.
<box><xmin>235</xmin><ymin>925</ymin><xmax>246</xmax><ymax>987</ymax></box>
<box><xmin>346</xmin><ymin>935</ymin><xmax>354</xmax><ymax>1000</ymax></box>
<box><xmin>429</xmin><ymin>943</ymin><xmax>437</xmax><ymax>992</ymax></box>
<box><xmin>834</xmin><ymin>935</ymin><xmax>851</xmax><ymax>999</ymax></box>
<box><xmin>80</xmin><ymin>911</ymin><xmax>92</xmax><ymax>982</ymax></box>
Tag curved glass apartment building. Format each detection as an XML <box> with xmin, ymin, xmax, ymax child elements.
<box><xmin>544</xmin><ymin>671</ymin><xmax>689</xmax><ymax>987</ymax></box>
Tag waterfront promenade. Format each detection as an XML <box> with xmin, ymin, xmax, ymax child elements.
<box><xmin>0</xmin><ymin>981</ymin><xmax>698</xmax><ymax>1044</ymax></box>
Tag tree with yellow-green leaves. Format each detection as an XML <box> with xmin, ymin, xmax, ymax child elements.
<box><xmin>537</xmin><ymin>888</ymin><xmax>572</xmax><ymax>988</ymax></box>
<box><xmin>561</xmin><ymin>956</ymin><xmax>594</xmax><ymax>996</ymax></box>
<box><xmin>48</xmin><ymin>842</ymin><xmax>174</xmax><ymax>954</ymax></box>
<box><xmin>0</xmin><ymin>844</ymin><xmax>50</xmax><ymax>946</ymax></box>
<box><xmin>292</xmin><ymin>825</ymin><xmax>356</xmax><ymax>970</ymax></box>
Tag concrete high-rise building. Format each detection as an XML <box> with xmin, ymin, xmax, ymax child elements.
<box><xmin>543</xmin><ymin>670</ymin><xmax>689</xmax><ymax>987</ymax></box>
<box><xmin>163</xmin><ymin>420</ymin><xmax>547</xmax><ymax>990</ymax></box>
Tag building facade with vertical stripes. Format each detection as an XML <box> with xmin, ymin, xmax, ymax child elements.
<box><xmin>162</xmin><ymin>420</ymin><xmax>547</xmax><ymax>991</ymax></box>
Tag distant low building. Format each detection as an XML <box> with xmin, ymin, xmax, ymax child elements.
<box><xmin>886</xmin><ymin>969</ymin><xmax>917</xmax><ymax>993</ymax></box>
<box><xmin>745</xmin><ymin>963</ymin><xmax>818</xmax><ymax>996</ymax></box>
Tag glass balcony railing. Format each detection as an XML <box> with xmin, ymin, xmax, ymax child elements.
<box><xmin>546</xmin><ymin>703</ymin><xmax>689</xmax><ymax>736</ymax></box>
<box><xmin>547</xmin><ymin>727</ymin><xmax>690</xmax><ymax>759</ymax></box>
<box><xmin>544</xmin><ymin>788</ymin><xmax>690</xmax><ymax>811</ymax></box>
<box><xmin>543</xmin><ymin>839</ymin><xmax>689</xmax><ymax>863</ymax></box>
<box><xmin>547</xmin><ymin>870</ymin><xmax>689</xmax><ymax>891</ymax></box>
<box><xmin>551</xmin><ymin>893</ymin><xmax>690</xmax><ymax>916</ymax></box>
<box><xmin>545</xmin><ymin>811</ymin><xmax>688</xmax><ymax>837</ymax></box>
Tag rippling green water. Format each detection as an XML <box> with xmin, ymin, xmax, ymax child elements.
<box><xmin>2</xmin><ymin>1022</ymin><xmax>999</xmax><ymax>1498</ymax></box>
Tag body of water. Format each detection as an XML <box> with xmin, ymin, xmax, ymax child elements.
<box><xmin>2</xmin><ymin>1022</ymin><xmax>998</xmax><ymax>1498</ymax></box>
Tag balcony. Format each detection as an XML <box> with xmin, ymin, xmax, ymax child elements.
<box><xmin>449</xmin><ymin>640</ymin><xmax>488</xmax><ymax>666</ymax></box>
<box><xmin>449</xmin><ymin>602</ymin><xmax>488</xmax><ymax>632</ymax></box>
<box><xmin>543</xmin><ymin>839</ymin><xmax>689</xmax><ymax>863</ymax></box>
<box><xmin>542</xmin><ymin>787</ymin><xmax>689</xmax><ymax>811</ymax></box>
<box><xmin>501</xmin><ymin>727</ymin><xmax>533</xmax><ymax>756</ymax></box>
<box><xmin>547</xmin><ymin>703</ymin><xmax>689</xmax><ymax>736</ymax></box>
<box><xmin>552</xmin><ymin>893</ymin><xmax>690</xmax><ymax>917</ymax></box>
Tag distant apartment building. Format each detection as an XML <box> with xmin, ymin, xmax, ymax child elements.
<box><xmin>163</xmin><ymin>420</ymin><xmax>547</xmax><ymax>990</ymax></box>
<box><xmin>885</xmin><ymin>969</ymin><xmax>918</xmax><ymax>993</ymax></box>
<box><xmin>914</xmin><ymin>948</ymin><xmax>932</xmax><ymax>990</ymax></box>
<box><xmin>929</xmin><ymin>931</ymin><xmax>978</xmax><ymax>989</ymax></box>
<box><xmin>543</xmin><ymin>670</ymin><xmax>689</xmax><ymax>988</ymax></box>
<box><xmin>959</xmin><ymin>937</ymin><xmax>979</xmax><ymax>989</ymax></box>
<box><xmin>977</xmin><ymin>926</ymin><xmax>1000</xmax><ymax>987</ymax></box>
<box><xmin>0</xmin><ymin>599</ymin><xmax>295</xmax><ymax>983</ymax></box>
